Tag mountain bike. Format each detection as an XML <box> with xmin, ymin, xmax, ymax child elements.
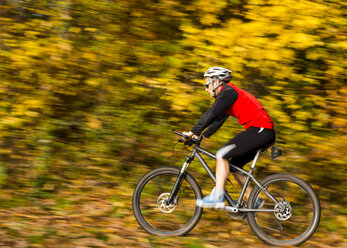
<box><xmin>132</xmin><ymin>130</ymin><xmax>321</xmax><ymax>246</ymax></box>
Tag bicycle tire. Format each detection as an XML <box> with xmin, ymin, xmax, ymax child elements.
<box><xmin>132</xmin><ymin>167</ymin><xmax>203</xmax><ymax>236</ymax></box>
<box><xmin>247</xmin><ymin>174</ymin><xmax>321</xmax><ymax>246</ymax></box>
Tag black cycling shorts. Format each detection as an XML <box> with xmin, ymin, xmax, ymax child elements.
<box><xmin>215</xmin><ymin>127</ymin><xmax>276</xmax><ymax>171</ymax></box>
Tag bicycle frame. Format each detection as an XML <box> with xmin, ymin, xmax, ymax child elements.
<box><xmin>168</xmin><ymin>140</ymin><xmax>282</xmax><ymax>213</ymax></box>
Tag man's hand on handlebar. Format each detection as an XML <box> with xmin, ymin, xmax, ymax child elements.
<box><xmin>182</xmin><ymin>131</ymin><xmax>199</xmax><ymax>141</ymax></box>
<box><xmin>172</xmin><ymin>129</ymin><xmax>203</xmax><ymax>146</ymax></box>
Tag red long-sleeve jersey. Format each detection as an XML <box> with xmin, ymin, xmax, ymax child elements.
<box><xmin>191</xmin><ymin>83</ymin><xmax>274</xmax><ymax>137</ymax></box>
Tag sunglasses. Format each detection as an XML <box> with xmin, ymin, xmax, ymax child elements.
<box><xmin>205</xmin><ymin>79</ymin><xmax>215</xmax><ymax>89</ymax></box>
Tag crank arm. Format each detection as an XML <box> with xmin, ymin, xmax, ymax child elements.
<box><xmin>224</xmin><ymin>206</ymin><xmax>239</xmax><ymax>213</ymax></box>
<box><xmin>238</xmin><ymin>208</ymin><xmax>280</xmax><ymax>213</ymax></box>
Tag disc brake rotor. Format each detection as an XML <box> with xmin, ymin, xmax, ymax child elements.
<box><xmin>274</xmin><ymin>201</ymin><xmax>292</xmax><ymax>221</ymax></box>
<box><xmin>157</xmin><ymin>193</ymin><xmax>177</xmax><ymax>213</ymax></box>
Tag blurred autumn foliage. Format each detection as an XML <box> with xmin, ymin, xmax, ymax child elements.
<box><xmin>0</xmin><ymin>0</ymin><xmax>346</xmax><ymax>247</ymax></box>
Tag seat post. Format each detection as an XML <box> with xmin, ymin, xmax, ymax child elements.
<box><xmin>250</xmin><ymin>150</ymin><xmax>262</xmax><ymax>169</ymax></box>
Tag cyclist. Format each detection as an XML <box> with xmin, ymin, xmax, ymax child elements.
<box><xmin>183</xmin><ymin>66</ymin><xmax>275</xmax><ymax>209</ymax></box>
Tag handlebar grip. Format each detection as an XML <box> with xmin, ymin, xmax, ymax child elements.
<box><xmin>172</xmin><ymin>129</ymin><xmax>189</xmax><ymax>140</ymax></box>
<box><xmin>172</xmin><ymin>129</ymin><xmax>200</xmax><ymax>144</ymax></box>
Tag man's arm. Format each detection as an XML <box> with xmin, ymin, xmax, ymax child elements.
<box><xmin>190</xmin><ymin>108</ymin><xmax>213</xmax><ymax>136</ymax></box>
<box><xmin>190</xmin><ymin>86</ymin><xmax>238</xmax><ymax>136</ymax></box>
<box><xmin>202</xmin><ymin>113</ymin><xmax>229</xmax><ymax>138</ymax></box>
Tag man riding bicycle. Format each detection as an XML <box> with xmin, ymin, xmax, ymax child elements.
<box><xmin>183</xmin><ymin>66</ymin><xmax>276</xmax><ymax>209</ymax></box>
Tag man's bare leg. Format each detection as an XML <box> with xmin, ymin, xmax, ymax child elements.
<box><xmin>232</xmin><ymin>172</ymin><xmax>252</xmax><ymax>198</ymax></box>
<box><xmin>215</xmin><ymin>158</ymin><xmax>253</xmax><ymax>199</ymax></box>
<box><xmin>195</xmin><ymin>158</ymin><xmax>229</xmax><ymax>207</ymax></box>
<box><xmin>215</xmin><ymin>158</ymin><xmax>230</xmax><ymax>190</ymax></box>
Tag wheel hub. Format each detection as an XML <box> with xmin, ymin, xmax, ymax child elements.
<box><xmin>157</xmin><ymin>193</ymin><xmax>177</xmax><ymax>213</ymax></box>
<box><xmin>274</xmin><ymin>200</ymin><xmax>292</xmax><ymax>221</ymax></box>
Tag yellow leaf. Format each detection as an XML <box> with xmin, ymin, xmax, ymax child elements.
<box><xmin>69</xmin><ymin>26</ymin><xmax>81</xmax><ymax>33</ymax></box>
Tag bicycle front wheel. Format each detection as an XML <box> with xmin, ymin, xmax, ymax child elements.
<box><xmin>132</xmin><ymin>167</ymin><xmax>203</xmax><ymax>236</ymax></box>
<box><xmin>248</xmin><ymin>174</ymin><xmax>321</xmax><ymax>246</ymax></box>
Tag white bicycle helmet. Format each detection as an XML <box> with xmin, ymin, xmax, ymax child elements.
<box><xmin>204</xmin><ymin>67</ymin><xmax>232</xmax><ymax>82</ymax></box>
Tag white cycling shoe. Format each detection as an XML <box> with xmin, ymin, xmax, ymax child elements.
<box><xmin>196</xmin><ymin>188</ymin><xmax>225</xmax><ymax>209</ymax></box>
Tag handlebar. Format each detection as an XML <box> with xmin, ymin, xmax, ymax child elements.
<box><xmin>172</xmin><ymin>129</ymin><xmax>202</xmax><ymax>145</ymax></box>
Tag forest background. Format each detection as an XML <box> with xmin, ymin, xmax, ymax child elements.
<box><xmin>0</xmin><ymin>0</ymin><xmax>346</xmax><ymax>247</ymax></box>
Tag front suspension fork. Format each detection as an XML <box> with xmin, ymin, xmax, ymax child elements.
<box><xmin>167</xmin><ymin>156</ymin><xmax>193</xmax><ymax>204</ymax></box>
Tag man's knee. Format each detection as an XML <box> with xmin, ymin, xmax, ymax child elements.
<box><xmin>216</xmin><ymin>144</ymin><xmax>236</xmax><ymax>159</ymax></box>
<box><xmin>216</xmin><ymin>157</ymin><xmax>229</xmax><ymax>166</ymax></box>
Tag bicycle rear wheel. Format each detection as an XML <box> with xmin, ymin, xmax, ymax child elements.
<box><xmin>132</xmin><ymin>167</ymin><xmax>203</xmax><ymax>236</ymax></box>
<box><xmin>248</xmin><ymin>174</ymin><xmax>321</xmax><ymax>246</ymax></box>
